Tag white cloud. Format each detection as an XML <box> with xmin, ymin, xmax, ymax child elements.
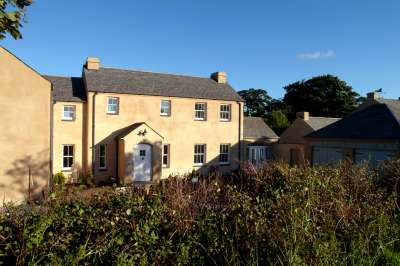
<box><xmin>296</xmin><ymin>50</ymin><xmax>335</xmax><ymax>60</ymax></box>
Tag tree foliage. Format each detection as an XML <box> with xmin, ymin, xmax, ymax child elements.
<box><xmin>266</xmin><ymin>110</ymin><xmax>289</xmax><ymax>135</ymax></box>
<box><xmin>238</xmin><ymin>88</ymin><xmax>273</xmax><ymax>117</ymax></box>
<box><xmin>0</xmin><ymin>0</ymin><xmax>31</xmax><ymax>40</ymax></box>
<box><xmin>283</xmin><ymin>74</ymin><xmax>359</xmax><ymax>120</ymax></box>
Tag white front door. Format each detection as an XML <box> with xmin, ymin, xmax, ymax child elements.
<box><xmin>133</xmin><ymin>144</ymin><xmax>152</xmax><ymax>182</ymax></box>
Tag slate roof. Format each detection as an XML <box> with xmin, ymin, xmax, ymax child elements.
<box><xmin>83</xmin><ymin>67</ymin><xmax>243</xmax><ymax>102</ymax></box>
<box><xmin>307</xmin><ymin>102</ymin><xmax>400</xmax><ymax>140</ymax></box>
<box><xmin>244</xmin><ymin>117</ymin><xmax>279</xmax><ymax>139</ymax></box>
<box><xmin>305</xmin><ymin>117</ymin><xmax>341</xmax><ymax>131</ymax></box>
<box><xmin>43</xmin><ymin>75</ymin><xmax>86</xmax><ymax>102</ymax></box>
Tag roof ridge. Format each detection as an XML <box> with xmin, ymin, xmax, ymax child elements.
<box><xmin>309</xmin><ymin>116</ymin><xmax>341</xmax><ymax>119</ymax></box>
<box><xmin>43</xmin><ymin>74</ymin><xmax>82</xmax><ymax>79</ymax></box>
<box><xmin>98</xmin><ymin>66</ymin><xmax>214</xmax><ymax>81</ymax></box>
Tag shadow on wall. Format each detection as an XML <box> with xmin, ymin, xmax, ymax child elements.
<box><xmin>2</xmin><ymin>149</ymin><xmax>50</xmax><ymax>202</ymax></box>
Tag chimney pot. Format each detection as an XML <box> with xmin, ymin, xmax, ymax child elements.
<box><xmin>296</xmin><ymin>111</ymin><xmax>309</xmax><ymax>121</ymax></box>
<box><xmin>86</xmin><ymin>57</ymin><xmax>100</xmax><ymax>70</ymax></box>
<box><xmin>211</xmin><ymin>72</ymin><xmax>227</xmax><ymax>84</ymax></box>
<box><xmin>367</xmin><ymin>91</ymin><xmax>380</xmax><ymax>100</ymax></box>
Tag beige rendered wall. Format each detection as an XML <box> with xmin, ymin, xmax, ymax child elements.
<box><xmin>0</xmin><ymin>47</ymin><xmax>51</xmax><ymax>202</ymax></box>
<box><xmin>53</xmin><ymin>101</ymin><xmax>86</xmax><ymax>181</ymax></box>
<box><xmin>86</xmin><ymin>92</ymin><xmax>243</xmax><ymax>183</ymax></box>
<box><xmin>279</xmin><ymin>118</ymin><xmax>313</xmax><ymax>144</ymax></box>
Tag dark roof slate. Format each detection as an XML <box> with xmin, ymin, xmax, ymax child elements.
<box><xmin>43</xmin><ymin>75</ymin><xmax>86</xmax><ymax>102</ymax></box>
<box><xmin>307</xmin><ymin>103</ymin><xmax>400</xmax><ymax>140</ymax></box>
<box><xmin>305</xmin><ymin>117</ymin><xmax>341</xmax><ymax>131</ymax></box>
<box><xmin>244</xmin><ymin>117</ymin><xmax>279</xmax><ymax>139</ymax></box>
<box><xmin>83</xmin><ymin>67</ymin><xmax>243</xmax><ymax>102</ymax></box>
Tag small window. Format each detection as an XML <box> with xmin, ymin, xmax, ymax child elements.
<box><xmin>107</xmin><ymin>97</ymin><xmax>119</xmax><ymax>114</ymax></box>
<box><xmin>140</xmin><ymin>150</ymin><xmax>146</xmax><ymax>157</ymax></box>
<box><xmin>220</xmin><ymin>104</ymin><xmax>231</xmax><ymax>121</ymax></box>
<box><xmin>194</xmin><ymin>103</ymin><xmax>206</xmax><ymax>120</ymax></box>
<box><xmin>160</xmin><ymin>100</ymin><xmax>171</xmax><ymax>116</ymax></box>
<box><xmin>162</xmin><ymin>144</ymin><xmax>170</xmax><ymax>167</ymax></box>
<box><xmin>219</xmin><ymin>144</ymin><xmax>230</xmax><ymax>165</ymax></box>
<box><xmin>62</xmin><ymin>145</ymin><xmax>74</xmax><ymax>170</ymax></box>
<box><xmin>99</xmin><ymin>144</ymin><xmax>106</xmax><ymax>169</ymax></box>
<box><xmin>194</xmin><ymin>144</ymin><xmax>206</xmax><ymax>165</ymax></box>
<box><xmin>62</xmin><ymin>105</ymin><xmax>76</xmax><ymax>121</ymax></box>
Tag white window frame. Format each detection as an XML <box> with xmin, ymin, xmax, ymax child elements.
<box><xmin>99</xmin><ymin>144</ymin><xmax>107</xmax><ymax>170</ymax></box>
<box><xmin>62</xmin><ymin>105</ymin><xmax>76</xmax><ymax>121</ymax></box>
<box><xmin>160</xmin><ymin>100</ymin><xmax>171</xmax><ymax>116</ymax></box>
<box><xmin>162</xmin><ymin>144</ymin><xmax>170</xmax><ymax>168</ymax></box>
<box><xmin>194</xmin><ymin>144</ymin><xmax>206</xmax><ymax>166</ymax></box>
<box><xmin>220</xmin><ymin>104</ymin><xmax>231</xmax><ymax>122</ymax></box>
<box><xmin>194</xmin><ymin>102</ymin><xmax>207</xmax><ymax>121</ymax></box>
<box><xmin>62</xmin><ymin>144</ymin><xmax>74</xmax><ymax>171</ymax></box>
<box><xmin>107</xmin><ymin>97</ymin><xmax>119</xmax><ymax>114</ymax></box>
<box><xmin>219</xmin><ymin>144</ymin><xmax>230</xmax><ymax>165</ymax></box>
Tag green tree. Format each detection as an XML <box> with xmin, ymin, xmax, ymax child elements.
<box><xmin>266</xmin><ymin>110</ymin><xmax>289</xmax><ymax>135</ymax></box>
<box><xmin>238</xmin><ymin>88</ymin><xmax>273</xmax><ymax>117</ymax></box>
<box><xmin>283</xmin><ymin>75</ymin><xmax>359</xmax><ymax>120</ymax></box>
<box><xmin>0</xmin><ymin>0</ymin><xmax>32</xmax><ymax>40</ymax></box>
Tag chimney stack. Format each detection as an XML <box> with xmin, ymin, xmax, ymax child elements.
<box><xmin>367</xmin><ymin>91</ymin><xmax>380</xmax><ymax>100</ymax></box>
<box><xmin>86</xmin><ymin>57</ymin><xmax>100</xmax><ymax>70</ymax></box>
<box><xmin>296</xmin><ymin>111</ymin><xmax>309</xmax><ymax>121</ymax></box>
<box><xmin>211</xmin><ymin>72</ymin><xmax>227</xmax><ymax>84</ymax></box>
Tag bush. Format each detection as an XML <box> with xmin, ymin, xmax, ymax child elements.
<box><xmin>53</xmin><ymin>172</ymin><xmax>66</xmax><ymax>190</ymax></box>
<box><xmin>1</xmin><ymin>162</ymin><xmax>399</xmax><ymax>265</ymax></box>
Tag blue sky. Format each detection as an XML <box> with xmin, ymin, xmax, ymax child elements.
<box><xmin>2</xmin><ymin>0</ymin><xmax>400</xmax><ymax>99</ymax></box>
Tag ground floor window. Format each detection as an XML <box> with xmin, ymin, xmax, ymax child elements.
<box><xmin>194</xmin><ymin>144</ymin><xmax>206</xmax><ymax>165</ymax></box>
<box><xmin>162</xmin><ymin>144</ymin><xmax>170</xmax><ymax>167</ymax></box>
<box><xmin>219</xmin><ymin>144</ymin><xmax>230</xmax><ymax>165</ymax></box>
<box><xmin>248</xmin><ymin>146</ymin><xmax>268</xmax><ymax>165</ymax></box>
<box><xmin>99</xmin><ymin>144</ymin><xmax>107</xmax><ymax>169</ymax></box>
<box><xmin>62</xmin><ymin>145</ymin><xmax>74</xmax><ymax>170</ymax></box>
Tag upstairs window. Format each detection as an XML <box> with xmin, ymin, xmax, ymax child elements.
<box><xmin>62</xmin><ymin>145</ymin><xmax>74</xmax><ymax>170</ymax></box>
<box><xmin>99</xmin><ymin>144</ymin><xmax>107</xmax><ymax>169</ymax></box>
<box><xmin>220</xmin><ymin>104</ymin><xmax>231</xmax><ymax>121</ymax></box>
<box><xmin>107</xmin><ymin>97</ymin><xmax>119</xmax><ymax>114</ymax></box>
<box><xmin>62</xmin><ymin>105</ymin><xmax>76</xmax><ymax>121</ymax></box>
<box><xmin>194</xmin><ymin>144</ymin><xmax>206</xmax><ymax>165</ymax></box>
<box><xmin>219</xmin><ymin>144</ymin><xmax>230</xmax><ymax>165</ymax></box>
<box><xmin>162</xmin><ymin>144</ymin><xmax>170</xmax><ymax>167</ymax></box>
<box><xmin>195</xmin><ymin>103</ymin><xmax>206</xmax><ymax>120</ymax></box>
<box><xmin>160</xmin><ymin>100</ymin><xmax>171</xmax><ymax>116</ymax></box>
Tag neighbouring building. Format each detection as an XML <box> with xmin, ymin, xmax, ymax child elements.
<box><xmin>306</xmin><ymin>92</ymin><xmax>400</xmax><ymax>166</ymax></box>
<box><xmin>1</xmin><ymin>47</ymin><xmax>255</xmax><ymax>201</ymax></box>
<box><xmin>243</xmin><ymin>117</ymin><xmax>279</xmax><ymax>164</ymax></box>
<box><xmin>274</xmin><ymin>111</ymin><xmax>341</xmax><ymax>165</ymax></box>
<box><xmin>0</xmin><ymin>47</ymin><xmax>52</xmax><ymax>202</ymax></box>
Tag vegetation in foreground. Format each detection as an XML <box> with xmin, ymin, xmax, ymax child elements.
<box><xmin>1</xmin><ymin>161</ymin><xmax>400</xmax><ymax>265</ymax></box>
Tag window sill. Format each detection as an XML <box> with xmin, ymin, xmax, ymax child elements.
<box><xmin>193</xmin><ymin>164</ymin><xmax>204</xmax><ymax>167</ymax></box>
<box><xmin>106</xmin><ymin>112</ymin><xmax>119</xmax><ymax>115</ymax></box>
<box><xmin>98</xmin><ymin>168</ymin><xmax>108</xmax><ymax>172</ymax></box>
<box><xmin>219</xmin><ymin>119</ymin><xmax>231</xmax><ymax>122</ymax></box>
<box><xmin>62</xmin><ymin>168</ymin><xmax>72</xmax><ymax>172</ymax></box>
<box><xmin>62</xmin><ymin>119</ymin><xmax>76</xmax><ymax>122</ymax></box>
<box><xmin>194</xmin><ymin>118</ymin><xmax>206</xmax><ymax>121</ymax></box>
<box><xmin>160</xmin><ymin>113</ymin><xmax>170</xmax><ymax>117</ymax></box>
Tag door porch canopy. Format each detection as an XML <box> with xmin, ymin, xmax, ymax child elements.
<box><xmin>115</xmin><ymin>122</ymin><xmax>163</xmax><ymax>184</ymax></box>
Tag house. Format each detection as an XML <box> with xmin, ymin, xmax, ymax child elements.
<box><xmin>306</xmin><ymin>93</ymin><xmax>400</xmax><ymax>166</ymax></box>
<box><xmin>0</xmin><ymin>47</ymin><xmax>52</xmax><ymax>202</ymax></box>
<box><xmin>274</xmin><ymin>111</ymin><xmax>341</xmax><ymax>165</ymax></box>
<box><xmin>243</xmin><ymin>117</ymin><xmax>279</xmax><ymax>164</ymax></box>
<box><xmin>0</xmin><ymin>47</ymin><xmax>249</xmax><ymax>201</ymax></box>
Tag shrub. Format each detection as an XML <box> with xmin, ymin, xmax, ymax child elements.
<box><xmin>1</xmin><ymin>162</ymin><xmax>399</xmax><ymax>265</ymax></box>
<box><xmin>53</xmin><ymin>172</ymin><xmax>66</xmax><ymax>190</ymax></box>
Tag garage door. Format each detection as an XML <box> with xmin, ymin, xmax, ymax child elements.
<box><xmin>312</xmin><ymin>147</ymin><xmax>343</xmax><ymax>166</ymax></box>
